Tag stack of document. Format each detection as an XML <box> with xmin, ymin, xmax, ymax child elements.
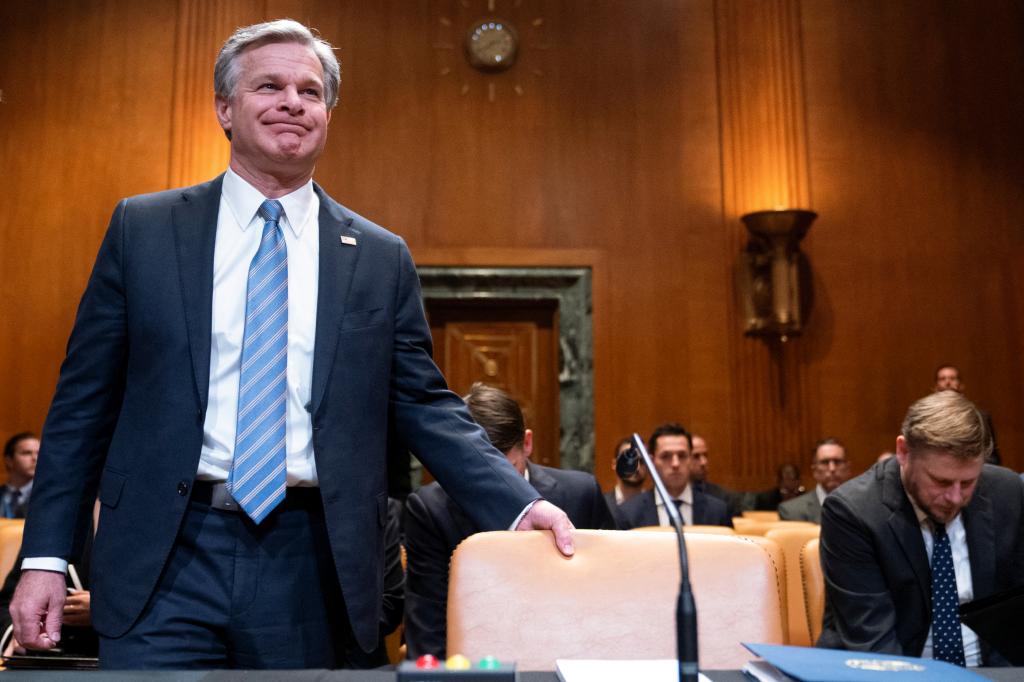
<box><xmin>743</xmin><ymin>643</ymin><xmax>987</xmax><ymax>681</ymax></box>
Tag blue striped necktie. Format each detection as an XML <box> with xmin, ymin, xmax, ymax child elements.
<box><xmin>930</xmin><ymin>523</ymin><xmax>966</xmax><ymax>666</ymax></box>
<box><xmin>230</xmin><ymin>199</ymin><xmax>288</xmax><ymax>523</ymax></box>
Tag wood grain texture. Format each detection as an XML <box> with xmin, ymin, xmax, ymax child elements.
<box><xmin>2</xmin><ymin>1</ymin><xmax>1023</xmax><ymax>494</ymax></box>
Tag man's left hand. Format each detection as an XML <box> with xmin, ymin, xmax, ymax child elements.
<box><xmin>516</xmin><ymin>500</ymin><xmax>575</xmax><ymax>557</ymax></box>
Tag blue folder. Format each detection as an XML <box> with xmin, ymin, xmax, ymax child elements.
<box><xmin>743</xmin><ymin>643</ymin><xmax>987</xmax><ymax>681</ymax></box>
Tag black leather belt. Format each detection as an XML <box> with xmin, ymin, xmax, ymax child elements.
<box><xmin>191</xmin><ymin>480</ymin><xmax>321</xmax><ymax>513</ymax></box>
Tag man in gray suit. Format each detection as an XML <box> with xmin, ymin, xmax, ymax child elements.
<box><xmin>778</xmin><ymin>438</ymin><xmax>850</xmax><ymax>523</ymax></box>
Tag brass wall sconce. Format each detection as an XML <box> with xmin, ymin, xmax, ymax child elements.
<box><xmin>736</xmin><ymin>209</ymin><xmax>817</xmax><ymax>341</ymax></box>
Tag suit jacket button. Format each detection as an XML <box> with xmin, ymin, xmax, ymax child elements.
<box><xmin>177</xmin><ymin>481</ymin><xmax>190</xmax><ymax>496</ymax></box>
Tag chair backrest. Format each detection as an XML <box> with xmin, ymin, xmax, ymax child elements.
<box><xmin>800</xmin><ymin>537</ymin><xmax>825</xmax><ymax>644</ymax></box>
<box><xmin>0</xmin><ymin>520</ymin><xmax>25</xmax><ymax>586</ymax></box>
<box><xmin>736</xmin><ymin>534</ymin><xmax>789</xmax><ymax>644</ymax></box>
<box><xmin>731</xmin><ymin>518</ymin><xmax>817</xmax><ymax>536</ymax></box>
<box><xmin>447</xmin><ymin>530</ymin><xmax>785</xmax><ymax>670</ymax></box>
<box><xmin>630</xmin><ymin>525</ymin><xmax>736</xmax><ymax>535</ymax></box>
<box><xmin>763</xmin><ymin>525</ymin><xmax>821</xmax><ymax>646</ymax></box>
<box><xmin>741</xmin><ymin>510</ymin><xmax>780</xmax><ymax>521</ymax></box>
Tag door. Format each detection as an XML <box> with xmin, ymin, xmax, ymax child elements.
<box><xmin>426</xmin><ymin>298</ymin><xmax>560</xmax><ymax>468</ymax></box>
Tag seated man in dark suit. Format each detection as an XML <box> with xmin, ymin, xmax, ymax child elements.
<box><xmin>2</xmin><ymin>433</ymin><xmax>38</xmax><ymax>519</ymax></box>
<box><xmin>690</xmin><ymin>434</ymin><xmax>743</xmax><ymax>518</ymax></box>
<box><xmin>618</xmin><ymin>423</ymin><xmax>732</xmax><ymax>529</ymax></box>
<box><xmin>403</xmin><ymin>383</ymin><xmax>616</xmax><ymax>659</ymax></box>
<box><xmin>750</xmin><ymin>462</ymin><xmax>804</xmax><ymax>511</ymax></box>
<box><xmin>778</xmin><ymin>438</ymin><xmax>850</xmax><ymax>523</ymax></box>
<box><xmin>819</xmin><ymin>391</ymin><xmax>1024</xmax><ymax>667</ymax></box>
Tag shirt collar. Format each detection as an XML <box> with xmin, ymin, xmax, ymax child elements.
<box><xmin>222</xmin><ymin>167</ymin><xmax>316</xmax><ymax>238</ymax></box>
<box><xmin>655</xmin><ymin>483</ymin><xmax>692</xmax><ymax>507</ymax></box>
<box><xmin>906</xmin><ymin>489</ymin><xmax>962</xmax><ymax>531</ymax></box>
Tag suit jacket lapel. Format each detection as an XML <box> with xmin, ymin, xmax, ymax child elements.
<box><xmin>692</xmin><ymin>490</ymin><xmax>706</xmax><ymax>524</ymax></box>
<box><xmin>881</xmin><ymin>462</ymin><xmax>931</xmax><ymax>608</ymax></box>
<box><xmin>172</xmin><ymin>175</ymin><xmax>223</xmax><ymax>412</ymax></box>
<box><xmin>310</xmin><ymin>184</ymin><xmax>362</xmax><ymax>415</ymax></box>
<box><xmin>643</xmin><ymin>491</ymin><xmax>659</xmax><ymax>526</ymax></box>
<box><xmin>964</xmin><ymin>481</ymin><xmax>996</xmax><ymax>598</ymax></box>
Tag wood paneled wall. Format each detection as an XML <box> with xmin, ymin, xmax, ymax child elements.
<box><xmin>2</xmin><ymin>1</ymin><xmax>1022</xmax><ymax>492</ymax></box>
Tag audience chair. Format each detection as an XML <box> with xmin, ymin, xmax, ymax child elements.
<box><xmin>741</xmin><ymin>510</ymin><xmax>780</xmax><ymax>521</ymax></box>
<box><xmin>800</xmin><ymin>537</ymin><xmax>825</xmax><ymax>644</ymax></box>
<box><xmin>0</xmin><ymin>519</ymin><xmax>25</xmax><ymax>586</ymax></box>
<box><xmin>630</xmin><ymin>525</ymin><xmax>736</xmax><ymax>535</ymax></box>
<box><xmin>731</xmin><ymin>518</ymin><xmax>817</xmax><ymax>536</ymax></box>
<box><xmin>735</xmin><ymin>534</ymin><xmax>789</xmax><ymax>644</ymax></box>
<box><xmin>447</xmin><ymin>530</ymin><xmax>785</xmax><ymax>670</ymax></box>
<box><xmin>763</xmin><ymin>525</ymin><xmax>821</xmax><ymax>646</ymax></box>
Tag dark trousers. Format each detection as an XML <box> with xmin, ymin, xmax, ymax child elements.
<box><xmin>98</xmin><ymin>488</ymin><xmax>348</xmax><ymax>669</ymax></box>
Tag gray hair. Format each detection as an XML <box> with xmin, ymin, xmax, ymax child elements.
<box><xmin>214</xmin><ymin>19</ymin><xmax>341</xmax><ymax>110</ymax></box>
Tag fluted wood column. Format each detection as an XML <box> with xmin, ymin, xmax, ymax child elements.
<box><xmin>168</xmin><ymin>0</ymin><xmax>266</xmax><ymax>187</ymax></box>
<box><xmin>715</xmin><ymin>0</ymin><xmax>822</xmax><ymax>480</ymax></box>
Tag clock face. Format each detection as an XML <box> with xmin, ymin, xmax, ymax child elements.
<box><xmin>465</xmin><ymin>19</ymin><xmax>519</xmax><ymax>72</ymax></box>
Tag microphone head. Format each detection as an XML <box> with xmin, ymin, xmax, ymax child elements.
<box><xmin>615</xmin><ymin>445</ymin><xmax>640</xmax><ymax>479</ymax></box>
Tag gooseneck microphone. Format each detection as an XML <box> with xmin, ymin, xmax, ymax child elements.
<box><xmin>615</xmin><ymin>442</ymin><xmax>640</xmax><ymax>480</ymax></box>
<box><xmin>627</xmin><ymin>433</ymin><xmax>699</xmax><ymax>682</ymax></box>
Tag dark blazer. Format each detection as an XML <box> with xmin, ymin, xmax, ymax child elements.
<box><xmin>403</xmin><ymin>462</ymin><xmax>617</xmax><ymax>658</ymax></box>
<box><xmin>697</xmin><ymin>480</ymin><xmax>744</xmax><ymax>519</ymax></box>
<box><xmin>777</xmin><ymin>489</ymin><xmax>822</xmax><ymax>523</ymax></box>
<box><xmin>819</xmin><ymin>458</ymin><xmax>1024</xmax><ymax>665</ymax></box>
<box><xmin>22</xmin><ymin>176</ymin><xmax>537</xmax><ymax>652</ymax></box>
<box><xmin>616</xmin><ymin>488</ymin><xmax>733</xmax><ymax>529</ymax></box>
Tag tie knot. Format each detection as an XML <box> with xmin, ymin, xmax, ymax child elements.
<box><xmin>933</xmin><ymin>521</ymin><xmax>947</xmax><ymax>538</ymax></box>
<box><xmin>258</xmin><ymin>199</ymin><xmax>284</xmax><ymax>225</ymax></box>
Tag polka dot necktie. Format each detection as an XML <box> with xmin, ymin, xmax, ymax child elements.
<box><xmin>229</xmin><ymin>199</ymin><xmax>289</xmax><ymax>524</ymax></box>
<box><xmin>930</xmin><ymin>523</ymin><xmax>966</xmax><ymax>667</ymax></box>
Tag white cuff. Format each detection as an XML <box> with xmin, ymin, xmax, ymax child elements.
<box><xmin>21</xmin><ymin>557</ymin><xmax>68</xmax><ymax>573</ymax></box>
<box><xmin>508</xmin><ymin>499</ymin><xmax>540</xmax><ymax>530</ymax></box>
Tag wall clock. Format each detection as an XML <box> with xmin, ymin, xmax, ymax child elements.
<box><xmin>465</xmin><ymin>19</ymin><xmax>519</xmax><ymax>72</ymax></box>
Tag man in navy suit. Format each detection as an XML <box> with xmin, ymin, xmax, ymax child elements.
<box><xmin>618</xmin><ymin>423</ymin><xmax>732</xmax><ymax>529</ymax></box>
<box><xmin>10</xmin><ymin>19</ymin><xmax>572</xmax><ymax>669</ymax></box>
<box><xmin>404</xmin><ymin>384</ymin><xmax>616</xmax><ymax>658</ymax></box>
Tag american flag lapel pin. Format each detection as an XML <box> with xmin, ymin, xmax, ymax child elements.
<box><xmin>340</xmin><ymin>235</ymin><xmax>357</xmax><ymax>246</ymax></box>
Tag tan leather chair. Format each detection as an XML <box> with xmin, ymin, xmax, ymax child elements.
<box><xmin>741</xmin><ymin>510</ymin><xmax>780</xmax><ymax>521</ymax></box>
<box><xmin>731</xmin><ymin>518</ymin><xmax>817</xmax><ymax>536</ymax></box>
<box><xmin>630</xmin><ymin>525</ymin><xmax>735</xmax><ymax>535</ymax></box>
<box><xmin>0</xmin><ymin>519</ymin><xmax>25</xmax><ymax>586</ymax></box>
<box><xmin>385</xmin><ymin>545</ymin><xmax>408</xmax><ymax>663</ymax></box>
<box><xmin>736</xmin><ymin>534</ymin><xmax>789</xmax><ymax>644</ymax></box>
<box><xmin>447</xmin><ymin>530</ymin><xmax>785</xmax><ymax>670</ymax></box>
<box><xmin>764</xmin><ymin>525</ymin><xmax>821</xmax><ymax>646</ymax></box>
<box><xmin>800</xmin><ymin>537</ymin><xmax>825</xmax><ymax>644</ymax></box>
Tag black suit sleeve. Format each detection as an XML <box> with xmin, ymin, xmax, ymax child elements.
<box><xmin>586</xmin><ymin>478</ymin><xmax>618</xmax><ymax>530</ymax></box>
<box><xmin>818</xmin><ymin>493</ymin><xmax>903</xmax><ymax>653</ymax></box>
<box><xmin>402</xmin><ymin>492</ymin><xmax>454</xmax><ymax>659</ymax></box>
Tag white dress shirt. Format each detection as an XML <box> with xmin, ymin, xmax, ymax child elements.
<box><xmin>916</xmin><ymin>511</ymin><xmax>981</xmax><ymax>667</ymax></box>
<box><xmin>655</xmin><ymin>484</ymin><xmax>694</xmax><ymax>526</ymax></box>
<box><xmin>23</xmin><ymin>170</ymin><xmax>321</xmax><ymax>574</ymax></box>
<box><xmin>198</xmin><ymin>168</ymin><xmax>320</xmax><ymax>485</ymax></box>
<box><xmin>815</xmin><ymin>483</ymin><xmax>827</xmax><ymax>506</ymax></box>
